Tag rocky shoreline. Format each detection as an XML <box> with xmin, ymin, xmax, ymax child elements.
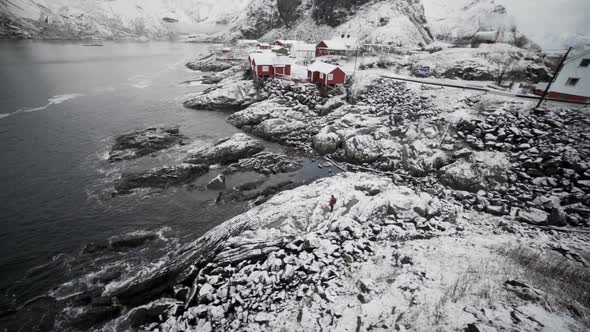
<box><xmin>9</xmin><ymin>53</ymin><xmax>589</xmax><ymax>332</ymax></box>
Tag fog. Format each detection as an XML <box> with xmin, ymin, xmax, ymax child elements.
<box><xmin>499</xmin><ymin>0</ymin><xmax>590</xmax><ymax>49</ymax></box>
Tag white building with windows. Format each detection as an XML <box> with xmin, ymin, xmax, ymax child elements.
<box><xmin>535</xmin><ymin>48</ymin><xmax>590</xmax><ymax>103</ymax></box>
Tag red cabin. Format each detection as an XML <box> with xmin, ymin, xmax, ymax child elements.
<box><xmin>307</xmin><ymin>62</ymin><xmax>346</xmax><ymax>85</ymax></box>
<box><xmin>249</xmin><ymin>53</ymin><xmax>292</xmax><ymax>78</ymax></box>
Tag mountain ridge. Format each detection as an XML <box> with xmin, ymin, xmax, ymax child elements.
<box><xmin>0</xmin><ymin>0</ymin><xmax>541</xmax><ymax>49</ymax></box>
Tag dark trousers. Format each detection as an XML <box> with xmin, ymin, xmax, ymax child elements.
<box><xmin>330</xmin><ymin>205</ymin><xmax>334</xmax><ymax>212</ymax></box>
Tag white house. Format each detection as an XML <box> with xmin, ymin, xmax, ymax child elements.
<box><xmin>534</xmin><ymin>48</ymin><xmax>590</xmax><ymax>103</ymax></box>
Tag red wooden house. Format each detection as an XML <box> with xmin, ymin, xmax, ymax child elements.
<box><xmin>249</xmin><ymin>53</ymin><xmax>292</xmax><ymax>78</ymax></box>
<box><xmin>307</xmin><ymin>62</ymin><xmax>346</xmax><ymax>85</ymax></box>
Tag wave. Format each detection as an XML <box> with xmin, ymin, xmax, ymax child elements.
<box><xmin>128</xmin><ymin>75</ymin><xmax>152</xmax><ymax>89</ymax></box>
<box><xmin>2</xmin><ymin>93</ymin><xmax>84</xmax><ymax>120</ymax></box>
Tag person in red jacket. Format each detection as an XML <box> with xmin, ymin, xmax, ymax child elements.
<box><xmin>329</xmin><ymin>195</ymin><xmax>337</xmax><ymax>212</ymax></box>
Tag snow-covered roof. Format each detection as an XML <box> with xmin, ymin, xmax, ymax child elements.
<box><xmin>274</xmin><ymin>40</ymin><xmax>298</xmax><ymax>45</ymax></box>
<box><xmin>257</xmin><ymin>42</ymin><xmax>270</xmax><ymax>47</ymax></box>
<box><xmin>291</xmin><ymin>41</ymin><xmax>316</xmax><ymax>52</ymax></box>
<box><xmin>237</xmin><ymin>39</ymin><xmax>259</xmax><ymax>45</ymax></box>
<box><xmin>307</xmin><ymin>61</ymin><xmax>342</xmax><ymax>74</ymax></box>
<box><xmin>249</xmin><ymin>53</ymin><xmax>291</xmax><ymax>66</ymax></box>
<box><xmin>318</xmin><ymin>37</ymin><xmax>359</xmax><ymax>50</ymax></box>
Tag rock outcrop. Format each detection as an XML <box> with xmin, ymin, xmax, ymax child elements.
<box><xmin>108</xmin><ymin>127</ymin><xmax>186</xmax><ymax>162</ymax></box>
<box><xmin>186</xmin><ymin>133</ymin><xmax>265</xmax><ymax>165</ymax></box>
<box><xmin>114</xmin><ymin>164</ymin><xmax>209</xmax><ymax>194</ymax></box>
<box><xmin>183</xmin><ymin>80</ymin><xmax>260</xmax><ymax>111</ymax></box>
<box><xmin>223</xmin><ymin>152</ymin><xmax>303</xmax><ymax>175</ymax></box>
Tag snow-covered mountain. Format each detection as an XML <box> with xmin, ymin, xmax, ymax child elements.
<box><xmin>1</xmin><ymin>0</ymin><xmax>571</xmax><ymax>50</ymax></box>
<box><xmin>421</xmin><ymin>0</ymin><xmax>539</xmax><ymax>49</ymax></box>
<box><xmin>225</xmin><ymin>0</ymin><xmax>543</xmax><ymax>49</ymax></box>
<box><xmin>226</xmin><ymin>0</ymin><xmax>435</xmax><ymax>46</ymax></box>
<box><xmin>0</xmin><ymin>0</ymin><xmax>249</xmax><ymax>39</ymax></box>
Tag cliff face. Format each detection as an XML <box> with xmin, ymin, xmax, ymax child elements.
<box><xmin>230</xmin><ymin>0</ymin><xmax>434</xmax><ymax>46</ymax></box>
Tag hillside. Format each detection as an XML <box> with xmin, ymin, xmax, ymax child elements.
<box><xmin>227</xmin><ymin>0</ymin><xmax>434</xmax><ymax>46</ymax></box>
<box><xmin>0</xmin><ymin>0</ymin><xmax>248</xmax><ymax>39</ymax></box>
<box><xmin>421</xmin><ymin>0</ymin><xmax>539</xmax><ymax>49</ymax></box>
<box><xmin>0</xmin><ymin>0</ymin><xmax>545</xmax><ymax>50</ymax></box>
<box><xmin>1</xmin><ymin>0</ymin><xmax>537</xmax><ymax>49</ymax></box>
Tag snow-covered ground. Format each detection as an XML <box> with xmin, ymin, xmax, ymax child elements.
<box><xmin>105</xmin><ymin>172</ymin><xmax>590</xmax><ymax>331</ymax></box>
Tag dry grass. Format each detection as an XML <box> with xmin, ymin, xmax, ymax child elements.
<box><xmin>430</xmin><ymin>246</ymin><xmax>590</xmax><ymax>329</ymax></box>
<box><xmin>501</xmin><ymin>245</ymin><xmax>590</xmax><ymax>312</ymax></box>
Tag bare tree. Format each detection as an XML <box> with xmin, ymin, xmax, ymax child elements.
<box><xmin>485</xmin><ymin>52</ymin><xmax>521</xmax><ymax>86</ymax></box>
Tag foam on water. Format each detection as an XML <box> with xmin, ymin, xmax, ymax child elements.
<box><xmin>2</xmin><ymin>93</ymin><xmax>84</xmax><ymax>120</ymax></box>
<box><xmin>129</xmin><ymin>75</ymin><xmax>152</xmax><ymax>89</ymax></box>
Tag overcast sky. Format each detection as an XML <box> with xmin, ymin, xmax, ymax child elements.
<box><xmin>499</xmin><ymin>0</ymin><xmax>590</xmax><ymax>49</ymax></box>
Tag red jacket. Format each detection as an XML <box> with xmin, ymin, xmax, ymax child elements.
<box><xmin>329</xmin><ymin>197</ymin><xmax>336</xmax><ymax>206</ymax></box>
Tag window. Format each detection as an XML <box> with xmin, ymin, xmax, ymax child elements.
<box><xmin>327</xmin><ymin>73</ymin><xmax>334</xmax><ymax>81</ymax></box>
<box><xmin>262</xmin><ymin>66</ymin><xmax>269</xmax><ymax>72</ymax></box>
<box><xmin>565</xmin><ymin>78</ymin><xmax>580</xmax><ymax>86</ymax></box>
<box><xmin>580</xmin><ymin>59</ymin><xmax>590</xmax><ymax>67</ymax></box>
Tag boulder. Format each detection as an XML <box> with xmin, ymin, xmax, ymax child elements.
<box><xmin>186</xmin><ymin>134</ymin><xmax>265</xmax><ymax>165</ymax></box>
<box><xmin>114</xmin><ymin>164</ymin><xmax>209</xmax><ymax>194</ymax></box>
<box><xmin>344</xmin><ymin>135</ymin><xmax>381</xmax><ymax>163</ymax></box>
<box><xmin>253</xmin><ymin>118</ymin><xmax>306</xmax><ymax>142</ymax></box>
<box><xmin>206</xmin><ymin>174</ymin><xmax>226</xmax><ymax>190</ymax></box>
<box><xmin>198</xmin><ymin>284</ymin><xmax>214</xmax><ymax>304</ymax></box>
<box><xmin>518</xmin><ymin>208</ymin><xmax>548</xmax><ymax>225</ymax></box>
<box><xmin>226</xmin><ymin>100</ymin><xmax>287</xmax><ymax>128</ymax></box>
<box><xmin>108</xmin><ymin>127</ymin><xmax>185</xmax><ymax>162</ymax></box>
<box><xmin>439</xmin><ymin>160</ymin><xmax>486</xmax><ymax>192</ymax></box>
<box><xmin>313</xmin><ymin>132</ymin><xmax>341</xmax><ymax>155</ymax></box>
<box><xmin>183</xmin><ymin>80</ymin><xmax>259</xmax><ymax>111</ymax></box>
<box><xmin>186</xmin><ymin>55</ymin><xmax>233</xmax><ymax>72</ymax></box>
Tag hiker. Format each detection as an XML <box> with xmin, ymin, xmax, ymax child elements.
<box><xmin>329</xmin><ymin>195</ymin><xmax>337</xmax><ymax>212</ymax></box>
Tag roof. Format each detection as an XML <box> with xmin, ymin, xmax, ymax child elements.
<box><xmin>257</xmin><ymin>42</ymin><xmax>270</xmax><ymax>46</ymax></box>
<box><xmin>318</xmin><ymin>37</ymin><xmax>359</xmax><ymax>50</ymax></box>
<box><xmin>249</xmin><ymin>53</ymin><xmax>292</xmax><ymax>66</ymax></box>
<box><xmin>291</xmin><ymin>41</ymin><xmax>316</xmax><ymax>52</ymax></box>
<box><xmin>564</xmin><ymin>47</ymin><xmax>590</xmax><ymax>65</ymax></box>
<box><xmin>274</xmin><ymin>40</ymin><xmax>298</xmax><ymax>45</ymax></box>
<box><xmin>237</xmin><ymin>39</ymin><xmax>259</xmax><ymax>45</ymax></box>
<box><xmin>307</xmin><ymin>61</ymin><xmax>342</xmax><ymax>74</ymax></box>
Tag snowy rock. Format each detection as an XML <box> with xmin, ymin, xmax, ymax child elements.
<box><xmin>253</xmin><ymin>118</ymin><xmax>307</xmax><ymax>142</ymax></box>
<box><xmin>313</xmin><ymin>132</ymin><xmax>341</xmax><ymax>155</ymax></box>
<box><xmin>223</xmin><ymin>152</ymin><xmax>302</xmax><ymax>175</ymax></box>
<box><xmin>114</xmin><ymin>164</ymin><xmax>209</xmax><ymax>194</ymax></box>
<box><xmin>198</xmin><ymin>283</ymin><xmax>215</xmax><ymax>304</ymax></box>
<box><xmin>183</xmin><ymin>80</ymin><xmax>259</xmax><ymax>111</ymax></box>
<box><xmin>439</xmin><ymin>160</ymin><xmax>485</xmax><ymax>192</ymax></box>
<box><xmin>186</xmin><ymin>133</ymin><xmax>265</xmax><ymax>165</ymax></box>
<box><xmin>344</xmin><ymin>135</ymin><xmax>381</xmax><ymax>163</ymax></box>
<box><xmin>254</xmin><ymin>312</ymin><xmax>273</xmax><ymax>323</ymax></box>
<box><xmin>108</xmin><ymin>127</ymin><xmax>185</xmax><ymax>162</ymax></box>
<box><xmin>518</xmin><ymin>208</ymin><xmax>548</xmax><ymax>225</ymax></box>
<box><xmin>206</xmin><ymin>174</ymin><xmax>226</xmax><ymax>190</ymax></box>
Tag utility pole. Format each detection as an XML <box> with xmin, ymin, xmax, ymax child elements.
<box><xmin>536</xmin><ymin>46</ymin><xmax>573</xmax><ymax>108</ymax></box>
